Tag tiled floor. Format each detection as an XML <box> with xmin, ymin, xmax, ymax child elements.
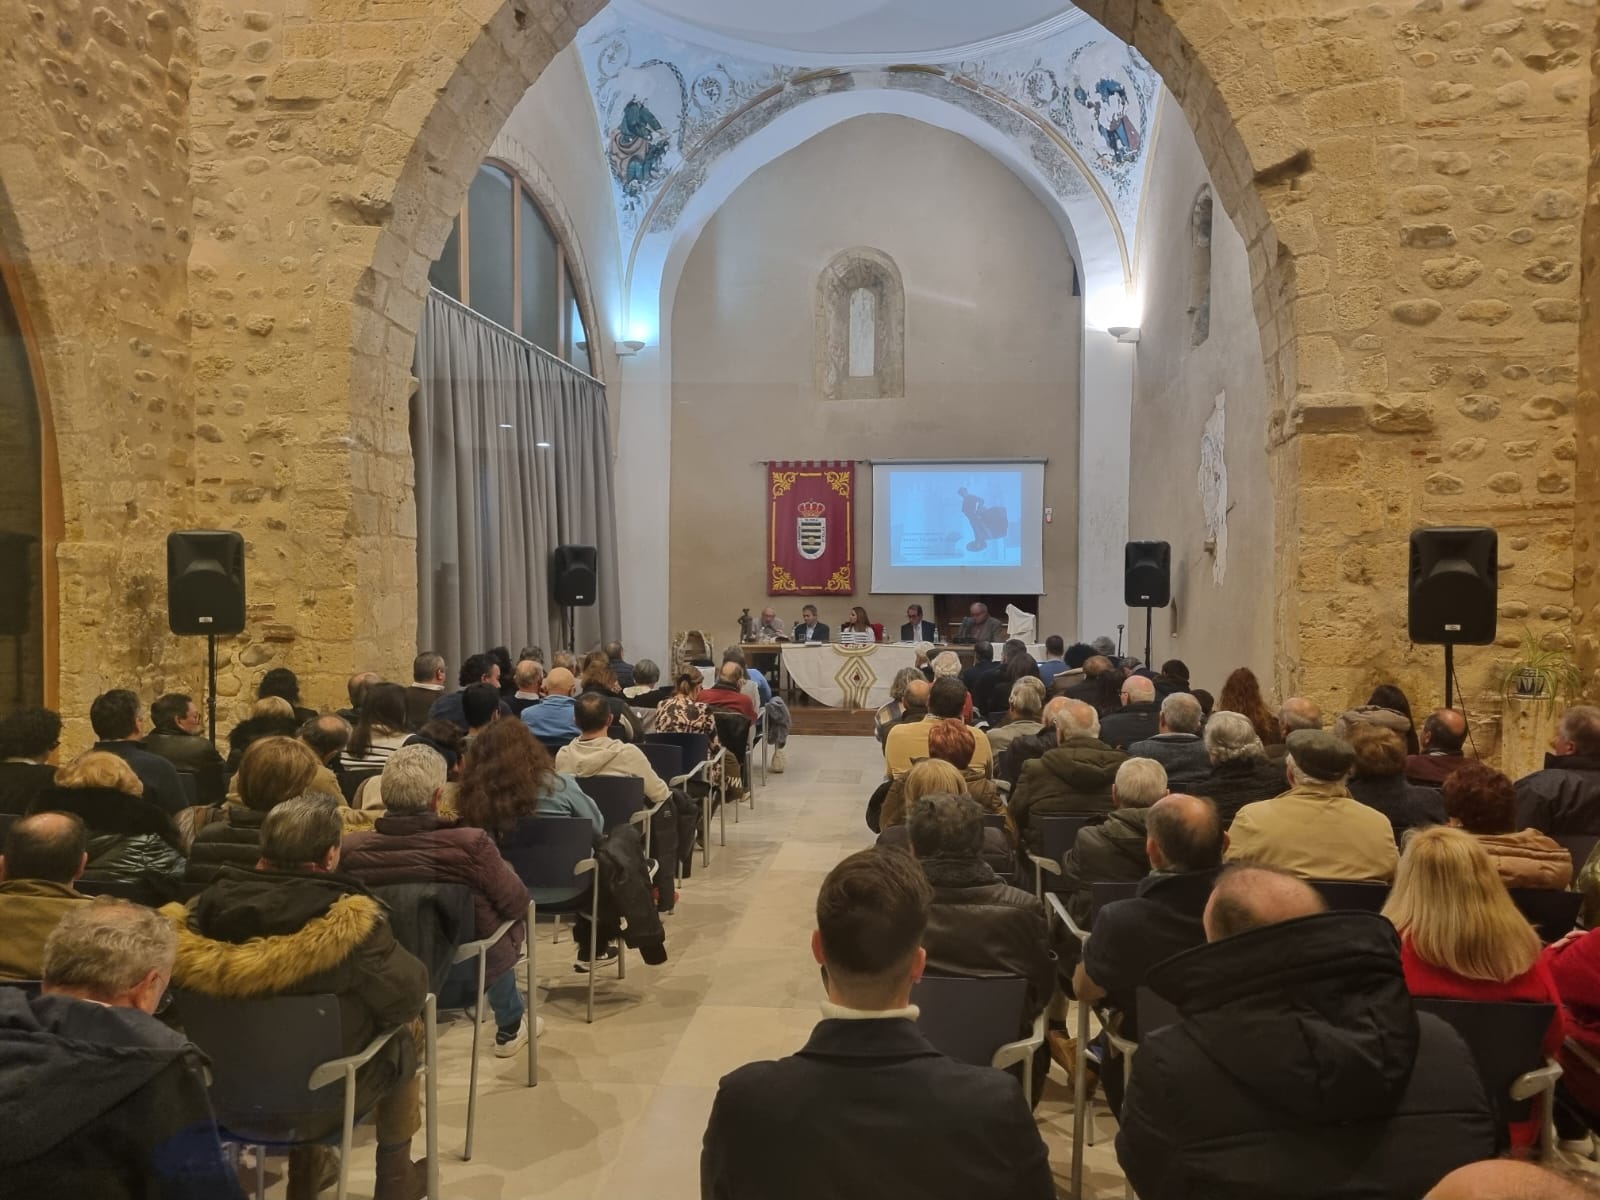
<box><xmin>305</xmin><ymin>735</ymin><xmax>1130</xmax><ymax>1198</ymax></box>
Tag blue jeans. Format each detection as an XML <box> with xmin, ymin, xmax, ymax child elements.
<box><xmin>439</xmin><ymin>961</ymin><xmax>525</xmax><ymax>1032</ymax></box>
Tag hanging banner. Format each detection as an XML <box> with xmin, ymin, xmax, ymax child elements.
<box><xmin>768</xmin><ymin>460</ymin><xmax>855</xmax><ymax>595</ymax></box>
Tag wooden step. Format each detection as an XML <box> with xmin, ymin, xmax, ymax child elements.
<box><xmin>788</xmin><ymin>705</ymin><xmax>877</xmax><ymax>737</ymax></box>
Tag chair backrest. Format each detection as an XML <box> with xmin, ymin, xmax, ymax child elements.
<box><xmin>1509</xmin><ymin>888</ymin><xmax>1583</xmax><ymax>943</ymax></box>
<box><xmin>1413</xmin><ymin>997</ymin><xmax>1555</xmax><ymax>1126</ymax></box>
<box><xmin>713</xmin><ymin>711</ymin><xmax>752</xmax><ymax>763</ymax></box>
<box><xmin>498</xmin><ymin>816</ymin><xmax>595</xmax><ymax>892</ymax></box>
<box><xmin>75</xmin><ymin>877</ymin><xmax>150</xmax><ymax>901</ymax></box>
<box><xmin>575</xmin><ymin>774</ymin><xmax>646</xmax><ymax>831</ymax></box>
<box><xmin>1556</xmin><ymin>834</ymin><xmax>1600</xmax><ymax>876</ymax></box>
<box><xmin>175</xmin><ymin>771</ymin><xmax>199</xmax><ymax>807</ymax></box>
<box><xmin>537</xmin><ymin>733</ymin><xmax>574</xmax><ymax>758</ymax></box>
<box><xmin>370</xmin><ymin>881</ymin><xmax>475</xmax><ymax>994</ymax></box>
<box><xmin>1309</xmin><ymin>879</ymin><xmax>1390</xmax><ymax>912</ymax></box>
<box><xmin>1089</xmin><ymin>880</ymin><xmax>1141</xmax><ymax>918</ymax></box>
<box><xmin>174</xmin><ymin>991</ymin><xmax>348</xmax><ymax>1138</ymax></box>
<box><xmin>1034</xmin><ymin>814</ymin><xmax>1097</xmax><ymax>868</ymax></box>
<box><xmin>913</xmin><ymin>974</ymin><xmax>1028</xmax><ymax>1069</ymax></box>
<box><xmin>639</xmin><ymin>742</ymin><xmax>683</xmax><ymax>781</ymax></box>
<box><xmin>647</xmin><ymin>731</ymin><xmax>711</xmax><ymax>767</ymax></box>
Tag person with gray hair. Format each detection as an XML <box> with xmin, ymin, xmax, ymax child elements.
<box><xmin>988</xmin><ymin>677</ymin><xmax>1047</xmax><ymax>755</ymax></box>
<box><xmin>171</xmin><ymin>793</ymin><xmax>433</xmax><ymax>1198</ymax></box>
<box><xmin>605</xmin><ymin>640</ymin><xmax>634</xmax><ymax>689</ymax></box>
<box><xmin>0</xmin><ymin>899</ymin><xmax>243</xmax><ymax>1197</ymax></box>
<box><xmin>509</xmin><ymin>659</ymin><xmax>545</xmax><ymax>715</ymax></box>
<box><xmin>1099</xmin><ymin>674</ymin><xmax>1161</xmax><ymax>751</ymax></box>
<box><xmin>1009</xmin><ymin>698</ymin><xmax>1127</xmax><ymax>847</ymax></box>
<box><xmin>1130</xmin><ymin>692</ymin><xmax>1210</xmax><ymax>788</ymax></box>
<box><xmin>1055</xmin><ymin>757</ymin><xmax>1169</xmax><ymax>925</ymax></box>
<box><xmin>875</xmin><ymin>667</ymin><xmax>927</xmax><ymax>745</ymax></box>
<box><xmin>1268</xmin><ymin>696</ymin><xmax>1324</xmax><ymax>764</ymax></box>
<box><xmin>340</xmin><ymin>746</ymin><xmax>534</xmax><ymax>1053</ymax></box>
<box><xmin>909</xmin><ymin>792</ymin><xmax>1057</xmax><ymax>1094</ymax></box>
<box><xmin>1515</xmin><ymin>704</ymin><xmax>1600</xmax><ymax>835</ymax></box>
<box><xmin>622</xmin><ymin>657</ymin><xmax>661</xmax><ymax>701</ymax></box>
<box><xmin>1196</xmin><ymin>710</ymin><xmax>1291</xmax><ymax>825</ymax></box>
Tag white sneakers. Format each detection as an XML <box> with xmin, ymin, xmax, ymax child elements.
<box><xmin>771</xmin><ymin>747</ymin><xmax>787</xmax><ymax>773</ymax></box>
<box><xmin>493</xmin><ymin>1015</ymin><xmax>545</xmax><ymax>1057</ymax></box>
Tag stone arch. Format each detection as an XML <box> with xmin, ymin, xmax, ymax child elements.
<box><xmin>816</xmin><ymin>247</ymin><xmax>905</xmax><ymax>402</ymax></box>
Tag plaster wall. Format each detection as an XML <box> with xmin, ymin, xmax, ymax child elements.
<box><xmin>669</xmin><ymin>115</ymin><xmax>1081</xmax><ymax>654</ymax></box>
<box><xmin>1128</xmin><ymin>95</ymin><xmax>1275</xmax><ymax>693</ymax></box>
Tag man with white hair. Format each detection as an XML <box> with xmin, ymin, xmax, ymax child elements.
<box><xmin>1056</xmin><ymin>757</ymin><xmax>1169</xmax><ymax>924</ymax></box>
<box><xmin>997</xmin><ymin>695</ymin><xmax>1070</xmax><ymax>788</ymax></box>
<box><xmin>1008</xmin><ymin>699</ymin><xmax>1127</xmax><ymax>846</ymax></box>
<box><xmin>987</xmin><ymin>677</ymin><xmax>1046</xmax><ymax>754</ymax></box>
<box><xmin>509</xmin><ymin>659</ymin><xmax>545</xmax><ymax>716</ymax></box>
<box><xmin>1226</xmin><ymin>730</ymin><xmax>1398</xmax><ymax>881</ymax></box>
<box><xmin>1099</xmin><ymin>674</ymin><xmax>1161</xmax><ymax>751</ymax></box>
<box><xmin>1130</xmin><ymin>693</ymin><xmax>1210</xmax><ymax>788</ymax></box>
<box><xmin>340</xmin><ymin>745</ymin><xmax>537</xmax><ymax>1054</ymax></box>
<box><xmin>1516</xmin><ymin>705</ymin><xmax>1600</xmax><ymax>835</ymax></box>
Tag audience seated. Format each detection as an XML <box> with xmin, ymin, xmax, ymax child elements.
<box><xmin>340</xmin><ymin>744</ymin><xmax>534</xmax><ymax>1056</ymax></box>
<box><xmin>140</xmin><ymin>692</ymin><xmax>228</xmax><ymax>807</ymax></box>
<box><xmin>1408</xmin><ymin>708</ymin><xmax>1471</xmax><ymax>786</ymax></box>
<box><xmin>1151</xmin><ymin>659</ymin><xmax>1192</xmax><ymax>700</ymax></box>
<box><xmin>404</xmin><ymin>652</ymin><xmax>448</xmax><ymax>729</ymax></box>
<box><xmin>987</xmin><ymin>677</ymin><xmax>1045</xmax><ymax>754</ymax></box>
<box><xmin>1443</xmin><ymin>762</ymin><xmax>1572</xmax><ymax>892</ymax></box>
<box><xmin>996</xmin><ymin>695</ymin><xmax>1067</xmax><ymax>789</ymax></box>
<box><xmin>655</xmin><ymin>671</ymin><xmax>717</xmax><ymax>740</ymax></box>
<box><xmin>487</xmin><ymin>647</ymin><xmax>517</xmax><ymax>700</ymax></box>
<box><xmin>1346</xmin><ymin>724</ymin><xmax>1448</xmax><ymax>844</ymax></box>
<box><xmin>1215</xmin><ymin>667</ymin><xmax>1282</xmax><ymax>747</ymax></box>
<box><xmin>1265</xmin><ymin>696</ymin><xmax>1324</xmax><ymax>763</ymax></box>
<box><xmin>508</xmin><ymin>659</ymin><xmax>544</xmax><ymax>715</ymax></box>
<box><xmin>876</xmin><ymin>760</ymin><xmax>1013</xmax><ymax>873</ymax></box>
<box><xmin>605</xmin><ymin>641</ymin><xmax>634</xmax><ymax>689</ymax></box>
<box><xmin>341</xmin><ymin>682</ymin><xmax>413</xmax><ymax>776</ymax></box>
<box><xmin>30</xmin><ymin>752</ymin><xmax>185</xmax><ymax>897</ymax></box>
<box><xmin>1194</xmin><ymin>711</ymin><xmax>1287</xmax><ymax>824</ymax></box>
<box><xmin>1226</xmin><ymin>729</ymin><xmax>1398</xmax><ymax>881</ymax></box>
<box><xmin>337</xmin><ymin>670</ymin><xmax>384</xmax><ymax>724</ymax></box>
<box><xmin>701</xmin><ymin>848</ymin><xmax>1053</xmax><ymax>1200</ymax></box>
<box><xmin>0</xmin><ymin>705</ymin><xmax>61</xmax><ymax>816</ymax></box>
<box><xmin>259</xmin><ymin>666</ymin><xmax>318</xmax><ymax>725</ymax></box>
<box><xmin>166</xmin><ymin>794</ymin><xmax>431</xmax><ymax>1199</ymax></box>
<box><xmin>578</xmin><ymin>651</ymin><xmax>644</xmax><ymax>742</ymax></box>
<box><xmin>697</xmin><ymin>661</ymin><xmax>759</xmax><ymax>724</ymax></box>
<box><xmin>1072</xmin><ymin>656</ymin><xmax>1128</xmax><ymax>716</ymax></box>
<box><xmin>1057</xmin><ymin>757</ymin><xmax>1168</xmax><ymax>924</ymax></box>
<box><xmin>461</xmin><ymin>682</ymin><xmax>502</xmax><ymax>742</ymax></box>
<box><xmin>1071</xmin><ymin>794</ymin><xmax>1224</xmax><ymax>1112</ymax></box>
<box><xmin>885</xmin><ymin>677</ymin><xmax>993</xmax><ymax>781</ymax></box>
<box><xmin>1117</xmin><ymin>865</ymin><xmax>1495</xmax><ymax>1200</ymax></box>
<box><xmin>522</xmin><ymin>665</ymin><xmax>582</xmax><ymax>747</ymax></box>
<box><xmin>1335</xmin><ymin>683</ymin><xmax>1421</xmax><ymax>756</ymax></box>
<box><xmin>1516</xmin><ymin>706</ymin><xmax>1600</xmax><ymax>836</ymax></box>
<box><xmin>0</xmin><ymin>899</ymin><xmax>243</xmax><ymax>1198</ymax></box>
<box><xmin>226</xmin><ymin>695</ymin><xmax>302</xmax><ymax>775</ymax></box>
<box><xmin>89</xmin><ymin>690</ymin><xmax>188</xmax><ymax>816</ymax></box>
<box><xmin>960</xmin><ymin>641</ymin><xmax>1003</xmax><ymax>715</ymax></box>
<box><xmin>300</xmin><ymin>713</ymin><xmax>352</xmax><ymax>784</ymax></box>
<box><xmin>929</xmin><ymin>650</ymin><xmax>975</xmax><ymax>722</ymax></box>
<box><xmin>623</xmin><ymin>659</ymin><xmax>670</xmax><ymax>708</ymax></box>
<box><xmin>1128</xmin><ymin>692</ymin><xmax>1209</xmax><ymax>788</ymax></box>
<box><xmin>907</xmin><ymin>792</ymin><xmax>1056</xmax><ymax>1103</ymax></box>
<box><xmin>924</xmin><ymin>720</ymin><xmax>1002</xmax><ymax>814</ymax></box>
<box><xmin>0</xmin><ymin>812</ymin><xmax>90</xmax><ymax>980</ymax></box>
<box><xmin>1428</xmin><ymin>1160</ymin><xmax>1600</xmax><ymax>1200</ymax></box>
<box><xmin>723</xmin><ymin>646</ymin><xmax>773</xmax><ymax>706</ymax></box>
<box><xmin>874</xmin><ymin>669</ymin><xmax>925</xmax><ymax>745</ymax></box>
<box><xmin>1541</xmin><ymin>923</ymin><xmax>1600</xmax><ymax>1140</ymax></box>
<box><xmin>1099</xmin><ymin>675</ymin><xmax>1161</xmax><ymax>751</ymax></box>
<box><xmin>1037</xmin><ymin>635</ymin><xmax>1069</xmax><ymax>689</ymax></box>
<box><xmin>187</xmin><ymin>736</ymin><xmax>332</xmax><ymax>884</ymax></box>
<box><xmin>1384</xmin><ymin>825</ymin><xmax>1563</xmax><ymax>1148</ymax></box>
<box><xmin>428</xmin><ymin>653</ymin><xmax>514</xmax><ymax>730</ymax></box>
<box><xmin>1008</xmin><ymin>699</ymin><xmax>1125</xmax><ymax>846</ymax></box>
<box><xmin>557</xmin><ymin>694</ymin><xmax>671</xmax><ymax>809</ymax></box>
<box><xmin>1053</xmin><ymin>647</ymin><xmax>1103</xmax><ymax>699</ymax></box>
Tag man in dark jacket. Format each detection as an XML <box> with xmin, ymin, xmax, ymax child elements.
<box><xmin>1009</xmin><ymin>700</ymin><xmax>1127</xmax><ymax>846</ymax></box>
<box><xmin>0</xmin><ymin>705</ymin><xmax>60</xmax><ymax>816</ymax></box>
<box><xmin>1116</xmin><ymin>865</ymin><xmax>1496</xmax><ymax>1200</ymax></box>
<box><xmin>702</xmin><ymin>848</ymin><xmax>1052</xmax><ymax>1200</ymax></box>
<box><xmin>1057</xmin><ymin>757</ymin><xmax>1168</xmax><ymax>924</ymax></box>
<box><xmin>1406</xmin><ymin>707</ymin><xmax>1470</xmax><ymax>786</ymax></box>
<box><xmin>166</xmin><ymin>794</ymin><xmax>431</xmax><ymax>1200</ymax></box>
<box><xmin>404</xmin><ymin>652</ymin><xmax>448</xmax><ymax>730</ymax></box>
<box><xmin>1098</xmin><ymin>675</ymin><xmax>1161</xmax><ymax>751</ymax></box>
<box><xmin>1193</xmin><ymin>710</ymin><xmax>1288</xmax><ymax>825</ymax></box>
<box><xmin>996</xmin><ymin>696</ymin><xmax>1065</xmax><ymax>788</ymax></box>
<box><xmin>1516</xmin><ymin>705</ymin><xmax>1600</xmax><ymax>834</ymax></box>
<box><xmin>89</xmin><ymin>689</ymin><xmax>188</xmax><ymax>816</ymax></box>
<box><xmin>1129</xmin><ymin>692</ymin><xmax>1210</xmax><ymax>789</ymax></box>
<box><xmin>0</xmin><ymin>898</ymin><xmax>243</xmax><ymax>1199</ymax></box>
<box><xmin>340</xmin><ymin>744</ymin><xmax>534</xmax><ymax>1055</ymax></box>
<box><xmin>429</xmin><ymin>653</ymin><xmax>516</xmax><ymax>730</ymax></box>
<box><xmin>961</xmin><ymin>642</ymin><xmax>1004</xmax><ymax>716</ymax></box>
<box><xmin>142</xmin><ymin>693</ymin><xmax>229</xmax><ymax>806</ymax></box>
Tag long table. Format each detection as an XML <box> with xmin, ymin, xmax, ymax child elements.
<box><xmin>781</xmin><ymin>643</ymin><xmax>919</xmax><ymax>709</ymax></box>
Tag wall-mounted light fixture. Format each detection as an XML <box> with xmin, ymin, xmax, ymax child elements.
<box><xmin>618</xmin><ymin>339</ymin><xmax>647</xmax><ymax>357</ymax></box>
<box><xmin>1108</xmin><ymin>326</ymin><xmax>1142</xmax><ymax>344</ymax></box>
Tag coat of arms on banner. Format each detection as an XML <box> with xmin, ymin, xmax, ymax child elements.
<box><xmin>796</xmin><ymin>500</ymin><xmax>827</xmax><ymax>561</ymax></box>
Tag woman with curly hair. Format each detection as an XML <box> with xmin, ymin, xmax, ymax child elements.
<box><xmin>1443</xmin><ymin>761</ymin><xmax>1571</xmax><ymax>892</ymax></box>
<box><xmin>1216</xmin><ymin>667</ymin><xmax>1280</xmax><ymax>746</ymax></box>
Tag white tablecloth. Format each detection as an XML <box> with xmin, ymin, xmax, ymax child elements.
<box><xmin>782</xmin><ymin>643</ymin><xmax>920</xmax><ymax>709</ymax></box>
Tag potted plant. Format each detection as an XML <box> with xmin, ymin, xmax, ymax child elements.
<box><xmin>1500</xmin><ymin>626</ymin><xmax>1583</xmax><ymax>702</ymax></box>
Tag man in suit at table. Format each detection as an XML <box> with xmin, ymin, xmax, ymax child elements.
<box><xmin>900</xmin><ymin>604</ymin><xmax>937</xmax><ymax>644</ymax></box>
<box><xmin>793</xmin><ymin>604</ymin><xmax>830</xmax><ymax>644</ymax></box>
<box><xmin>957</xmin><ymin>602</ymin><xmax>1003</xmax><ymax>644</ymax></box>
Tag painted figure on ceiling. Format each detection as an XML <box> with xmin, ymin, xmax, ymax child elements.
<box><xmin>609</xmin><ymin>97</ymin><xmax>669</xmax><ymax>196</ymax></box>
<box><xmin>1074</xmin><ymin>77</ymin><xmax>1142</xmax><ymax>166</ymax></box>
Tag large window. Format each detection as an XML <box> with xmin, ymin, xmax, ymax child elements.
<box><xmin>429</xmin><ymin>162</ymin><xmax>592</xmax><ymax>374</ymax></box>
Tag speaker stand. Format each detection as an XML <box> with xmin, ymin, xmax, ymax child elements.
<box><xmin>562</xmin><ymin>606</ymin><xmax>575</xmax><ymax>655</ymax></box>
<box><xmin>206</xmin><ymin>634</ymin><xmax>218</xmax><ymax>745</ymax></box>
<box><xmin>1443</xmin><ymin>642</ymin><xmax>1455</xmax><ymax>710</ymax></box>
<box><xmin>1143</xmin><ymin>607</ymin><xmax>1154</xmax><ymax>670</ymax></box>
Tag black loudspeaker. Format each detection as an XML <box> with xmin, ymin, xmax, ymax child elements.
<box><xmin>167</xmin><ymin>531</ymin><xmax>246</xmax><ymax>635</ymax></box>
<box><xmin>0</xmin><ymin>532</ymin><xmax>34</xmax><ymax>638</ymax></box>
<box><xmin>1124</xmin><ymin>541</ymin><xmax>1172</xmax><ymax>608</ymax></box>
<box><xmin>1409</xmin><ymin>526</ymin><xmax>1497</xmax><ymax>645</ymax></box>
<box><xmin>552</xmin><ymin>544</ymin><xmax>597</xmax><ymax>607</ymax></box>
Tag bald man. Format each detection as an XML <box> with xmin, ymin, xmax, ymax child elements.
<box><xmin>1116</xmin><ymin>862</ymin><xmax>1495</xmax><ymax>1200</ymax></box>
<box><xmin>0</xmin><ymin>811</ymin><xmax>91</xmax><ymax>980</ymax></box>
<box><xmin>522</xmin><ymin>666</ymin><xmax>580</xmax><ymax>746</ymax></box>
<box><xmin>696</xmin><ymin>660</ymin><xmax>759</xmax><ymax>724</ymax></box>
<box><xmin>1429</xmin><ymin>1160</ymin><xmax>1599</xmax><ymax>1200</ymax></box>
<box><xmin>1099</xmin><ymin>674</ymin><xmax>1161</xmax><ymax>751</ymax></box>
<box><xmin>1408</xmin><ymin>707</ymin><xmax>1471</xmax><ymax>786</ymax></box>
<box><xmin>1267</xmin><ymin>696</ymin><xmax>1324</xmax><ymax>763</ymax></box>
<box><xmin>752</xmin><ymin>607</ymin><xmax>786</xmax><ymax>641</ymax></box>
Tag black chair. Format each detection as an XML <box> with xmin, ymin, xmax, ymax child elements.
<box><xmin>1557</xmin><ymin>834</ymin><xmax>1600</xmax><ymax>876</ymax></box>
<box><xmin>1309</xmin><ymin>879</ymin><xmax>1390</xmax><ymax>912</ymax></box>
<box><xmin>647</xmin><ymin>732</ymin><xmax>715</xmax><ymax>868</ymax></box>
<box><xmin>1414</xmin><ymin>997</ymin><xmax>1561</xmax><ymax>1153</ymax></box>
<box><xmin>1088</xmin><ymin>880</ymin><xmax>1140</xmax><ymax>919</ymax></box>
<box><xmin>1026</xmin><ymin>813</ymin><xmax>1100</xmax><ymax>909</ymax></box>
<box><xmin>1510</xmin><ymin>888</ymin><xmax>1583</xmax><ymax>943</ymax></box>
<box><xmin>175</xmin><ymin>990</ymin><xmax>440</xmax><ymax>1200</ymax></box>
<box><xmin>576</xmin><ymin>774</ymin><xmax>649</xmax><ymax>835</ymax></box>
<box><xmin>449</xmin><ymin>911</ymin><xmax>527</xmax><ymax>1160</ymax></box>
<box><xmin>536</xmin><ymin>733</ymin><xmax>573</xmax><ymax>758</ymax></box>
<box><xmin>913</xmin><ymin>974</ymin><xmax>1043</xmax><ymax>1097</ymax></box>
<box><xmin>639</xmin><ymin>742</ymin><xmax>683</xmax><ymax>786</ymax></box>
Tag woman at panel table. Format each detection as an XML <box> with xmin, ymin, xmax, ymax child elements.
<box><xmin>840</xmin><ymin>606</ymin><xmax>882</xmax><ymax>643</ymax></box>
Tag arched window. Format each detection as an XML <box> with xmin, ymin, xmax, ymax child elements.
<box><xmin>1189</xmin><ymin>186</ymin><xmax>1213</xmax><ymax>347</ymax></box>
<box><xmin>428</xmin><ymin>161</ymin><xmax>592</xmax><ymax>376</ymax></box>
<box><xmin>818</xmin><ymin>248</ymin><xmax>904</xmax><ymax>401</ymax></box>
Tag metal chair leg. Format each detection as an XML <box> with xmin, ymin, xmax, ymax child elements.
<box><xmin>1071</xmin><ymin>998</ymin><xmax>1090</xmax><ymax>1200</ymax></box>
<box><xmin>463</xmin><ymin>950</ymin><xmax>485</xmax><ymax>1160</ymax></box>
<box><xmin>337</xmin><ymin>1064</ymin><xmax>357</xmax><ymax>1200</ymax></box>
<box><xmin>254</xmin><ymin>1147</ymin><xmax>265</xmax><ymax>1200</ymax></box>
<box><xmin>424</xmin><ymin>994</ymin><xmax>439</xmax><ymax>1200</ymax></box>
<box><xmin>719</xmin><ymin>772</ymin><xmax>727</xmax><ymax>847</ymax></box>
<box><xmin>586</xmin><ymin>887</ymin><xmax>599</xmax><ymax>1024</ymax></box>
<box><xmin>526</xmin><ymin>903</ymin><xmax>538</xmax><ymax>1088</ymax></box>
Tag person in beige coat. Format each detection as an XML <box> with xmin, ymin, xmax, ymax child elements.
<box><xmin>1441</xmin><ymin>761</ymin><xmax>1571</xmax><ymax>890</ymax></box>
<box><xmin>554</xmin><ymin>694</ymin><xmax>670</xmax><ymax>805</ymax></box>
<box><xmin>1226</xmin><ymin>729</ymin><xmax>1398</xmax><ymax>882</ymax></box>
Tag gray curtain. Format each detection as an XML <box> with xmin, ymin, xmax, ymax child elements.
<box><xmin>412</xmin><ymin>289</ymin><xmax>620</xmax><ymax>673</ymax></box>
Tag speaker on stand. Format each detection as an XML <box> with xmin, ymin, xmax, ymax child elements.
<box><xmin>551</xmin><ymin>544</ymin><xmax>597</xmax><ymax>653</ymax></box>
<box><xmin>167</xmin><ymin>531</ymin><xmax>247</xmax><ymax>743</ymax></box>
<box><xmin>1408</xmin><ymin>527</ymin><xmax>1497</xmax><ymax>708</ymax></box>
<box><xmin>1124</xmin><ymin>540</ymin><xmax>1172</xmax><ymax>668</ymax></box>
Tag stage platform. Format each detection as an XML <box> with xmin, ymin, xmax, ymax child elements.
<box><xmin>789</xmin><ymin>705</ymin><xmax>876</xmax><ymax>737</ymax></box>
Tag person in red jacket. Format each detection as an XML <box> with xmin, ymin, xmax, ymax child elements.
<box><xmin>1383</xmin><ymin>824</ymin><xmax>1562</xmax><ymax>1148</ymax></box>
<box><xmin>340</xmin><ymin>744</ymin><xmax>533</xmax><ymax>1056</ymax></box>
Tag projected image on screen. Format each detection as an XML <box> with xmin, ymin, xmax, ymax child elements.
<box><xmin>888</xmin><ymin>469</ymin><xmax>1023</xmax><ymax>568</ymax></box>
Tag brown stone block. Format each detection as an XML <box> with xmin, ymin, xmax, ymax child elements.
<box><xmin>266</xmin><ymin>58</ymin><xmax>345</xmax><ymax>102</ymax></box>
<box><xmin>1273</xmin><ymin>38</ymin><xmax>1387</xmax><ymax>91</ymax></box>
<box><xmin>1303</xmin><ymin>80</ymin><xmax>1406</xmax><ymax>131</ymax></box>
